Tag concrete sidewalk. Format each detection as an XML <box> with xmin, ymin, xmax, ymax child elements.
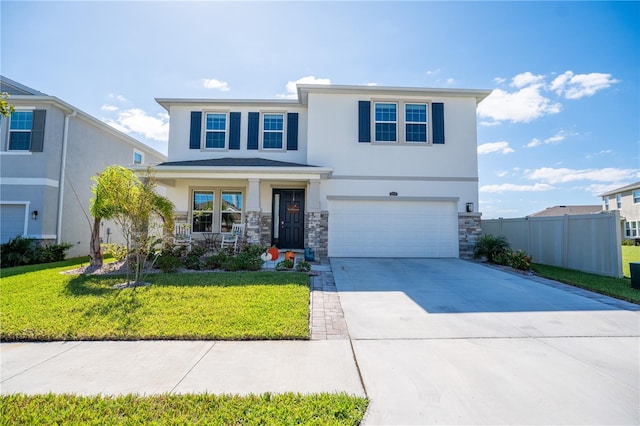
<box><xmin>0</xmin><ymin>340</ymin><xmax>364</xmax><ymax>396</ymax></box>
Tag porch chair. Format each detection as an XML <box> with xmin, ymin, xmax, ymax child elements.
<box><xmin>220</xmin><ymin>233</ymin><xmax>238</xmax><ymax>252</ymax></box>
<box><xmin>173</xmin><ymin>223</ymin><xmax>192</xmax><ymax>250</ymax></box>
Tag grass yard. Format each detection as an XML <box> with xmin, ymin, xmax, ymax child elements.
<box><xmin>622</xmin><ymin>245</ymin><xmax>640</xmax><ymax>278</ymax></box>
<box><xmin>533</xmin><ymin>263</ymin><xmax>639</xmax><ymax>304</ymax></box>
<box><xmin>0</xmin><ymin>393</ymin><xmax>368</xmax><ymax>426</ymax></box>
<box><xmin>0</xmin><ymin>258</ymin><xmax>310</xmax><ymax>341</ymax></box>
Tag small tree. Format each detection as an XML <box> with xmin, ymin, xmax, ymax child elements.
<box><xmin>89</xmin><ymin>166</ymin><xmax>174</xmax><ymax>284</ymax></box>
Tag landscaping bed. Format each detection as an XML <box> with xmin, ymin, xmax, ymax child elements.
<box><xmin>0</xmin><ymin>258</ymin><xmax>310</xmax><ymax>341</ymax></box>
<box><xmin>0</xmin><ymin>393</ymin><xmax>368</xmax><ymax>425</ymax></box>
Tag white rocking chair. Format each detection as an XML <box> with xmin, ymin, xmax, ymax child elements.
<box><xmin>173</xmin><ymin>223</ymin><xmax>192</xmax><ymax>250</ymax></box>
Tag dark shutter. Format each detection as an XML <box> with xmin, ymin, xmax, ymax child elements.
<box><xmin>189</xmin><ymin>111</ymin><xmax>202</xmax><ymax>149</ymax></box>
<box><xmin>432</xmin><ymin>103</ymin><xmax>445</xmax><ymax>144</ymax></box>
<box><xmin>358</xmin><ymin>101</ymin><xmax>371</xmax><ymax>142</ymax></box>
<box><xmin>30</xmin><ymin>110</ymin><xmax>46</xmax><ymax>152</ymax></box>
<box><xmin>286</xmin><ymin>112</ymin><xmax>298</xmax><ymax>151</ymax></box>
<box><xmin>247</xmin><ymin>112</ymin><xmax>259</xmax><ymax>150</ymax></box>
<box><xmin>229</xmin><ymin>112</ymin><xmax>241</xmax><ymax>150</ymax></box>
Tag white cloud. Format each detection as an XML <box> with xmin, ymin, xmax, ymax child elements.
<box><xmin>365</xmin><ymin>82</ymin><xmax>378</xmax><ymax>86</ymax></box>
<box><xmin>550</xmin><ymin>71</ymin><xmax>618</xmax><ymax>99</ymax></box>
<box><xmin>278</xmin><ymin>76</ymin><xmax>331</xmax><ymax>99</ymax></box>
<box><xmin>477</xmin><ymin>85</ymin><xmax>561</xmax><ymax>124</ymax></box>
<box><xmin>496</xmin><ymin>170</ymin><xmax>508</xmax><ymax>177</ymax></box>
<box><xmin>203</xmin><ymin>78</ymin><xmax>230</xmax><ymax>91</ymax></box>
<box><xmin>426</xmin><ymin>69</ymin><xmax>441</xmax><ymax>76</ymax></box>
<box><xmin>480</xmin><ymin>183</ymin><xmax>554</xmax><ymax>193</ymax></box>
<box><xmin>477</xmin><ymin>141</ymin><xmax>515</xmax><ymax>155</ymax></box>
<box><xmin>526</xmin><ymin>138</ymin><xmax>541</xmax><ymax>148</ymax></box>
<box><xmin>525</xmin><ymin>167</ymin><xmax>640</xmax><ymax>184</ymax></box>
<box><xmin>446</xmin><ymin>78</ymin><xmax>455</xmax><ymax>85</ymax></box>
<box><xmin>511</xmin><ymin>72</ymin><xmax>545</xmax><ymax>88</ymax></box>
<box><xmin>101</xmin><ymin>104</ymin><xmax>118</xmax><ymax>112</ymax></box>
<box><xmin>108</xmin><ymin>93</ymin><xmax>127</xmax><ymax>102</ymax></box>
<box><xmin>583</xmin><ymin>182</ymin><xmax>630</xmax><ymax>196</ymax></box>
<box><xmin>104</xmin><ymin>108</ymin><xmax>169</xmax><ymax>142</ymax></box>
<box><xmin>479</xmin><ymin>70</ymin><xmax>617</xmax><ymax>125</ymax></box>
<box><xmin>585</xmin><ymin>149</ymin><xmax>613</xmax><ymax>159</ymax></box>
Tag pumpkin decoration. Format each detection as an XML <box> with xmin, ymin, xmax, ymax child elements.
<box><xmin>268</xmin><ymin>247</ymin><xmax>280</xmax><ymax>261</ymax></box>
<box><xmin>285</xmin><ymin>251</ymin><xmax>295</xmax><ymax>266</ymax></box>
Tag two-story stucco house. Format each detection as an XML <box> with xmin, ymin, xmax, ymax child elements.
<box><xmin>145</xmin><ymin>84</ymin><xmax>490</xmax><ymax>259</ymax></box>
<box><xmin>0</xmin><ymin>76</ymin><xmax>166</xmax><ymax>257</ymax></box>
<box><xmin>601</xmin><ymin>182</ymin><xmax>640</xmax><ymax>242</ymax></box>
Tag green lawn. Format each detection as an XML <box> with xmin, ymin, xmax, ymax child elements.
<box><xmin>0</xmin><ymin>393</ymin><xmax>368</xmax><ymax>426</ymax></box>
<box><xmin>622</xmin><ymin>245</ymin><xmax>640</xmax><ymax>278</ymax></box>
<box><xmin>533</xmin><ymin>263</ymin><xmax>639</xmax><ymax>304</ymax></box>
<box><xmin>1</xmin><ymin>258</ymin><xmax>310</xmax><ymax>341</ymax></box>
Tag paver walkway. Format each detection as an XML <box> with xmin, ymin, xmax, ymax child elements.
<box><xmin>310</xmin><ymin>268</ymin><xmax>349</xmax><ymax>340</ymax></box>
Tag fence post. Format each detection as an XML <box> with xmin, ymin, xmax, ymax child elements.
<box><xmin>563</xmin><ymin>214</ymin><xmax>569</xmax><ymax>269</ymax></box>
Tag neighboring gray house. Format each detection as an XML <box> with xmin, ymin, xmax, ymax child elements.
<box><xmin>0</xmin><ymin>76</ymin><xmax>166</xmax><ymax>257</ymax></box>
<box><xmin>600</xmin><ymin>182</ymin><xmax>640</xmax><ymax>241</ymax></box>
<box><xmin>528</xmin><ymin>205</ymin><xmax>603</xmax><ymax>218</ymax></box>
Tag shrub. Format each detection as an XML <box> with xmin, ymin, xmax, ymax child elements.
<box><xmin>101</xmin><ymin>243</ymin><xmax>127</xmax><ymax>261</ymax></box>
<box><xmin>473</xmin><ymin>234</ymin><xmax>511</xmax><ymax>264</ymax></box>
<box><xmin>0</xmin><ymin>237</ymin><xmax>73</xmax><ymax>268</ymax></box>
<box><xmin>156</xmin><ymin>248</ymin><xmax>182</xmax><ymax>273</ymax></box>
<box><xmin>204</xmin><ymin>250</ymin><xmax>229</xmax><ymax>270</ymax></box>
<box><xmin>622</xmin><ymin>239</ymin><xmax>635</xmax><ymax>246</ymax></box>
<box><xmin>275</xmin><ymin>259</ymin><xmax>294</xmax><ymax>271</ymax></box>
<box><xmin>295</xmin><ymin>260</ymin><xmax>312</xmax><ymax>273</ymax></box>
<box><xmin>182</xmin><ymin>246</ymin><xmax>207</xmax><ymax>270</ymax></box>
<box><xmin>222</xmin><ymin>251</ymin><xmax>264</xmax><ymax>271</ymax></box>
<box><xmin>509</xmin><ymin>250</ymin><xmax>532</xmax><ymax>271</ymax></box>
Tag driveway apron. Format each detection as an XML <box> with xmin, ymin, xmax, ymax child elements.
<box><xmin>331</xmin><ymin>258</ymin><xmax>640</xmax><ymax>425</ymax></box>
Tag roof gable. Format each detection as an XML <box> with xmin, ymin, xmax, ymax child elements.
<box><xmin>0</xmin><ymin>76</ymin><xmax>47</xmax><ymax>96</ymax></box>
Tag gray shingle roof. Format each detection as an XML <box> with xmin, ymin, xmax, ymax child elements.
<box><xmin>528</xmin><ymin>205</ymin><xmax>603</xmax><ymax>217</ymax></box>
<box><xmin>0</xmin><ymin>76</ymin><xmax>48</xmax><ymax>96</ymax></box>
<box><xmin>157</xmin><ymin>157</ymin><xmax>318</xmax><ymax>168</ymax></box>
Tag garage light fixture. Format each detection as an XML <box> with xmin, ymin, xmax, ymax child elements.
<box><xmin>32</xmin><ymin>210</ymin><xmax>39</xmax><ymax>220</ymax></box>
<box><xmin>466</xmin><ymin>202</ymin><xmax>474</xmax><ymax>213</ymax></box>
<box><xmin>389</xmin><ymin>191</ymin><xmax>398</xmax><ymax>196</ymax></box>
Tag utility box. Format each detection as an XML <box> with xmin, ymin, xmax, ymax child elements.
<box><xmin>630</xmin><ymin>263</ymin><xmax>640</xmax><ymax>289</ymax></box>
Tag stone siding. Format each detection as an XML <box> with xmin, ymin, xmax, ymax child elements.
<box><xmin>458</xmin><ymin>213</ymin><xmax>482</xmax><ymax>259</ymax></box>
<box><xmin>245</xmin><ymin>211</ymin><xmax>261</xmax><ymax>245</ymax></box>
<box><xmin>259</xmin><ymin>213</ymin><xmax>272</xmax><ymax>247</ymax></box>
<box><xmin>305</xmin><ymin>211</ymin><xmax>328</xmax><ymax>261</ymax></box>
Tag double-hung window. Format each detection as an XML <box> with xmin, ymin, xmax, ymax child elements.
<box><xmin>616</xmin><ymin>194</ymin><xmax>622</xmax><ymax>209</ymax></box>
<box><xmin>262</xmin><ymin>113</ymin><xmax>284</xmax><ymax>149</ymax></box>
<box><xmin>9</xmin><ymin>111</ymin><xmax>33</xmax><ymax>150</ymax></box>
<box><xmin>192</xmin><ymin>191</ymin><xmax>214</xmax><ymax>232</ymax></box>
<box><xmin>626</xmin><ymin>221</ymin><xmax>638</xmax><ymax>238</ymax></box>
<box><xmin>374</xmin><ymin>103</ymin><xmax>397</xmax><ymax>142</ymax></box>
<box><xmin>405</xmin><ymin>103</ymin><xmax>427</xmax><ymax>143</ymax></box>
<box><xmin>604</xmin><ymin>196</ymin><xmax>609</xmax><ymax>211</ymax></box>
<box><xmin>221</xmin><ymin>191</ymin><xmax>243</xmax><ymax>233</ymax></box>
<box><xmin>634</xmin><ymin>190</ymin><xmax>640</xmax><ymax>204</ymax></box>
<box><xmin>205</xmin><ymin>113</ymin><xmax>227</xmax><ymax>149</ymax></box>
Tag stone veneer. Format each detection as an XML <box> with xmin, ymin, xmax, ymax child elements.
<box><xmin>305</xmin><ymin>211</ymin><xmax>329</xmax><ymax>261</ymax></box>
<box><xmin>458</xmin><ymin>213</ymin><xmax>482</xmax><ymax>259</ymax></box>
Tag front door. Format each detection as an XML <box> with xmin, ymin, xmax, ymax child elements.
<box><xmin>272</xmin><ymin>189</ymin><xmax>305</xmax><ymax>249</ymax></box>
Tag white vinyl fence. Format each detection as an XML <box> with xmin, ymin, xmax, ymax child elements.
<box><xmin>482</xmin><ymin>211</ymin><xmax>622</xmax><ymax>277</ymax></box>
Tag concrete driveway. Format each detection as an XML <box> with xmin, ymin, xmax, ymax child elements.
<box><xmin>331</xmin><ymin>258</ymin><xmax>640</xmax><ymax>425</ymax></box>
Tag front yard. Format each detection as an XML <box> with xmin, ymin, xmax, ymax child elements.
<box><xmin>0</xmin><ymin>258</ymin><xmax>310</xmax><ymax>341</ymax></box>
<box><xmin>622</xmin><ymin>244</ymin><xmax>640</xmax><ymax>278</ymax></box>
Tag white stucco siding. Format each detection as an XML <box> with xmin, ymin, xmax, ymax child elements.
<box><xmin>306</xmin><ymin>92</ymin><xmax>479</xmax><ymax>179</ymax></box>
<box><xmin>166</xmin><ymin>105</ymin><xmax>308</xmax><ymax>164</ymax></box>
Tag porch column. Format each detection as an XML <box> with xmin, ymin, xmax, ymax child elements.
<box><xmin>246</xmin><ymin>178</ymin><xmax>261</xmax><ymax>245</ymax></box>
<box><xmin>305</xmin><ymin>179</ymin><xmax>328</xmax><ymax>261</ymax></box>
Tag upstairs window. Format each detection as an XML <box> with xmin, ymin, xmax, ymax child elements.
<box><xmin>604</xmin><ymin>196</ymin><xmax>609</xmax><ymax>211</ymax></box>
<box><xmin>205</xmin><ymin>113</ymin><xmax>227</xmax><ymax>149</ymax></box>
<box><xmin>133</xmin><ymin>150</ymin><xmax>143</xmax><ymax>164</ymax></box>
<box><xmin>374</xmin><ymin>103</ymin><xmax>397</xmax><ymax>142</ymax></box>
<box><xmin>616</xmin><ymin>194</ymin><xmax>622</xmax><ymax>209</ymax></box>
<box><xmin>262</xmin><ymin>113</ymin><xmax>284</xmax><ymax>149</ymax></box>
<box><xmin>634</xmin><ymin>190</ymin><xmax>640</xmax><ymax>204</ymax></box>
<box><xmin>9</xmin><ymin>111</ymin><xmax>33</xmax><ymax>150</ymax></box>
<box><xmin>405</xmin><ymin>103</ymin><xmax>427</xmax><ymax>143</ymax></box>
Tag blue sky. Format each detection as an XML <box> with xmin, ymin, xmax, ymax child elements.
<box><xmin>2</xmin><ymin>1</ymin><xmax>638</xmax><ymax>218</ymax></box>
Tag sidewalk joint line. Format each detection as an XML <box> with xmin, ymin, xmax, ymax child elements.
<box><xmin>1</xmin><ymin>341</ymin><xmax>83</xmax><ymax>384</ymax></box>
<box><xmin>169</xmin><ymin>342</ymin><xmax>216</xmax><ymax>393</ymax></box>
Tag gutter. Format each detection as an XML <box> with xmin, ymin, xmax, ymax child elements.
<box><xmin>56</xmin><ymin>110</ymin><xmax>76</xmax><ymax>244</ymax></box>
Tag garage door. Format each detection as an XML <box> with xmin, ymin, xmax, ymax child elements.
<box><xmin>328</xmin><ymin>199</ymin><xmax>458</xmax><ymax>258</ymax></box>
<box><xmin>1</xmin><ymin>204</ymin><xmax>27</xmax><ymax>244</ymax></box>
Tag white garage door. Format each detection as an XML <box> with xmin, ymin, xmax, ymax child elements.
<box><xmin>1</xmin><ymin>204</ymin><xmax>27</xmax><ymax>244</ymax></box>
<box><xmin>328</xmin><ymin>199</ymin><xmax>459</xmax><ymax>258</ymax></box>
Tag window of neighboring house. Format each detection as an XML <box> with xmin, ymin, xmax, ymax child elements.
<box><xmin>133</xmin><ymin>150</ymin><xmax>143</xmax><ymax>164</ymax></box>
<box><xmin>604</xmin><ymin>196</ymin><xmax>609</xmax><ymax>211</ymax></box>
<box><xmin>616</xmin><ymin>194</ymin><xmax>622</xmax><ymax>209</ymax></box>
<box><xmin>626</xmin><ymin>221</ymin><xmax>638</xmax><ymax>238</ymax></box>
<box><xmin>192</xmin><ymin>190</ymin><xmax>214</xmax><ymax>232</ymax></box>
<box><xmin>205</xmin><ymin>113</ymin><xmax>227</xmax><ymax>149</ymax></box>
<box><xmin>634</xmin><ymin>190</ymin><xmax>640</xmax><ymax>204</ymax></box>
<box><xmin>9</xmin><ymin>111</ymin><xmax>32</xmax><ymax>150</ymax></box>
<box><xmin>405</xmin><ymin>103</ymin><xmax>427</xmax><ymax>143</ymax></box>
<box><xmin>374</xmin><ymin>103</ymin><xmax>397</xmax><ymax>142</ymax></box>
<box><xmin>262</xmin><ymin>113</ymin><xmax>284</xmax><ymax>149</ymax></box>
<box><xmin>220</xmin><ymin>191</ymin><xmax>243</xmax><ymax>233</ymax></box>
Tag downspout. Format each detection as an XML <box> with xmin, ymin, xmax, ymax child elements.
<box><xmin>56</xmin><ymin>110</ymin><xmax>76</xmax><ymax>244</ymax></box>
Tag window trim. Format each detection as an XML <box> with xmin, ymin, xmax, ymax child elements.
<box><xmin>604</xmin><ymin>196</ymin><xmax>609</xmax><ymax>211</ymax></box>
<box><xmin>633</xmin><ymin>190</ymin><xmax>640</xmax><ymax>204</ymax></box>
<box><xmin>191</xmin><ymin>189</ymin><xmax>215</xmax><ymax>233</ymax></box>
<box><xmin>133</xmin><ymin>149</ymin><xmax>144</xmax><ymax>165</ymax></box>
<box><xmin>220</xmin><ymin>190</ymin><xmax>244</xmax><ymax>233</ymax></box>
<box><xmin>616</xmin><ymin>193</ymin><xmax>622</xmax><ymax>209</ymax></box>
<box><xmin>371</xmin><ymin>99</ymin><xmax>431</xmax><ymax>145</ymax></box>
<box><xmin>8</xmin><ymin>110</ymin><xmax>34</xmax><ymax>151</ymax></box>
<box><xmin>260</xmin><ymin>111</ymin><xmax>286</xmax><ymax>151</ymax></box>
<box><xmin>190</xmin><ymin>187</ymin><xmax>245</xmax><ymax>234</ymax></box>
<box><xmin>202</xmin><ymin>111</ymin><xmax>229</xmax><ymax>151</ymax></box>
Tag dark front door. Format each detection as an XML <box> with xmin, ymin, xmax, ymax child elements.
<box><xmin>273</xmin><ymin>189</ymin><xmax>304</xmax><ymax>249</ymax></box>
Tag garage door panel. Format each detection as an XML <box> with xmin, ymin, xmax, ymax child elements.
<box><xmin>1</xmin><ymin>204</ymin><xmax>27</xmax><ymax>244</ymax></box>
<box><xmin>328</xmin><ymin>200</ymin><xmax>458</xmax><ymax>258</ymax></box>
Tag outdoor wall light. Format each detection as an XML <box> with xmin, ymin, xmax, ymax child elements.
<box><xmin>389</xmin><ymin>191</ymin><xmax>398</xmax><ymax>196</ymax></box>
<box><xmin>32</xmin><ymin>210</ymin><xmax>38</xmax><ymax>220</ymax></box>
<box><xmin>466</xmin><ymin>202</ymin><xmax>474</xmax><ymax>213</ymax></box>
